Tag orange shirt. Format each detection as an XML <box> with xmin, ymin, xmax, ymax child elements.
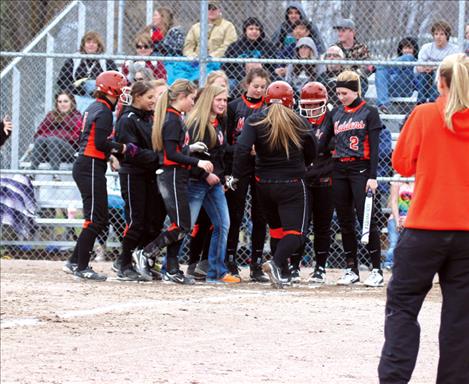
<box><xmin>392</xmin><ymin>96</ymin><xmax>469</xmax><ymax>230</ymax></box>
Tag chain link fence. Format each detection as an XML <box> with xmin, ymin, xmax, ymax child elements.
<box><xmin>1</xmin><ymin>0</ymin><xmax>467</xmax><ymax>269</ymax></box>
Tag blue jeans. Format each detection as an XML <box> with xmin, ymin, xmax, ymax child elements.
<box><xmin>187</xmin><ymin>180</ymin><xmax>230</xmax><ymax>279</ymax></box>
<box><xmin>416</xmin><ymin>71</ymin><xmax>439</xmax><ymax>104</ymax></box>
<box><xmin>384</xmin><ymin>218</ymin><xmax>399</xmax><ymax>268</ymax></box>
<box><xmin>375</xmin><ymin>54</ymin><xmax>416</xmax><ymax>107</ymax></box>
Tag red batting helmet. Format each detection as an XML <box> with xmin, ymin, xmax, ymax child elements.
<box><xmin>265</xmin><ymin>81</ymin><xmax>295</xmax><ymax>108</ymax></box>
<box><xmin>299</xmin><ymin>82</ymin><xmax>328</xmax><ymax>118</ymax></box>
<box><xmin>95</xmin><ymin>70</ymin><xmax>128</xmax><ymax>98</ymax></box>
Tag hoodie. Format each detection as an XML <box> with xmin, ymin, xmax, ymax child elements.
<box><xmin>392</xmin><ymin>96</ymin><xmax>469</xmax><ymax>230</ymax></box>
<box><xmin>285</xmin><ymin>37</ymin><xmax>318</xmax><ymax>92</ymax></box>
<box><xmin>272</xmin><ymin>1</ymin><xmax>325</xmax><ymax>54</ymax></box>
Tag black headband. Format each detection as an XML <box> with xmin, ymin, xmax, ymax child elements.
<box><xmin>336</xmin><ymin>80</ymin><xmax>359</xmax><ymax>92</ymax></box>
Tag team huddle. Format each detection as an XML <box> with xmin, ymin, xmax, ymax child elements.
<box><xmin>62</xmin><ymin>65</ymin><xmax>386</xmax><ymax>288</ymax></box>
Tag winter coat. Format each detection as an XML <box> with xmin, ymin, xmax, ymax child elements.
<box><xmin>34</xmin><ymin>110</ymin><xmax>82</xmax><ymax>149</ymax></box>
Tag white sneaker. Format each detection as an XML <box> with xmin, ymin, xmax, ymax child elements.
<box><xmin>364</xmin><ymin>268</ymin><xmax>384</xmax><ymax>287</ymax></box>
<box><xmin>94</xmin><ymin>244</ymin><xmax>106</xmax><ymax>262</ymax></box>
<box><xmin>337</xmin><ymin>268</ymin><xmax>360</xmax><ymax>285</ymax></box>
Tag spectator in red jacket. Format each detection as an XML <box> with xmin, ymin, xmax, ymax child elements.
<box><xmin>31</xmin><ymin>92</ymin><xmax>82</xmax><ymax>170</ymax></box>
<box><xmin>121</xmin><ymin>33</ymin><xmax>167</xmax><ymax>82</ymax></box>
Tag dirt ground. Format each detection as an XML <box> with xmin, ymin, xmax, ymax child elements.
<box><xmin>1</xmin><ymin>259</ymin><xmax>442</xmax><ymax>384</ymax></box>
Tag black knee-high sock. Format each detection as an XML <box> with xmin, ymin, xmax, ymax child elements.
<box><xmin>76</xmin><ymin>228</ymin><xmax>98</xmax><ymax>270</ymax></box>
<box><xmin>290</xmin><ymin>243</ymin><xmax>305</xmax><ymax>270</ymax></box>
<box><xmin>69</xmin><ymin>244</ymin><xmax>79</xmax><ymax>264</ymax></box>
<box><xmin>166</xmin><ymin>239</ymin><xmax>182</xmax><ymax>272</ymax></box>
<box><xmin>273</xmin><ymin>235</ymin><xmax>303</xmax><ymax>273</ymax></box>
<box><xmin>315</xmin><ymin>251</ymin><xmax>328</xmax><ymax>269</ymax></box>
<box><xmin>119</xmin><ymin>237</ymin><xmax>139</xmax><ymax>270</ymax></box>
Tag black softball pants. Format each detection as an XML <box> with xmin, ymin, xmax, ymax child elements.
<box><xmin>71</xmin><ymin>156</ymin><xmax>108</xmax><ymax>270</ymax></box>
<box><xmin>332</xmin><ymin>160</ymin><xmax>381</xmax><ymax>270</ymax></box>
<box><xmin>118</xmin><ymin>172</ymin><xmax>166</xmax><ymax>269</ymax></box>
<box><xmin>378</xmin><ymin>229</ymin><xmax>469</xmax><ymax>384</ymax></box>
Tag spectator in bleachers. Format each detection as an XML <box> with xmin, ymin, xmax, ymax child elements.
<box><xmin>30</xmin><ymin>92</ymin><xmax>82</xmax><ymax>171</ymax></box>
<box><xmin>0</xmin><ymin>115</ymin><xmax>12</xmax><ymax>147</ymax></box>
<box><xmin>121</xmin><ymin>33</ymin><xmax>166</xmax><ymax>83</ymax></box>
<box><xmin>333</xmin><ymin>18</ymin><xmax>371</xmax><ymax>95</ymax></box>
<box><xmin>272</xmin><ymin>2</ymin><xmax>325</xmax><ymax>54</ymax></box>
<box><xmin>284</xmin><ymin>37</ymin><xmax>318</xmax><ymax>94</ymax></box>
<box><xmin>144</xmin><ymin>7</ymin><xmax>185</xmax><ymax>56</ymax></box>
<box><xmin>416</xmin><ymin>21</ymin><xmax>460</xmax><ymax>104</ymax></box>
<box><xmin>316</xmin><ymin>45</ymin><xmax>346</xmax><ymax>107</ymax></box>
<box><xmin>222</xmin><ymin>17</ymin><xmax>274</xmax><ymax>89</ymax></box>
<box><xmin>375</xmin><ymin>37</ymin><xmax>419</xmax><ymax>114</ymax></box>
<box><xmin>183</xmin><ymin>0</ymin><xmax>237</xmax><ymax>58</ymax></box>
<box><xmin>57</xmin><ymin>31</ymin><xmax>117</xmax><ymax>113</ymax></box>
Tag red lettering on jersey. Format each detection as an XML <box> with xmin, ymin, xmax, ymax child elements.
<box><xmin>235</xmin><ymin>117</ymin><xmax>245</xmax><ymax>135</ymax></box>
<box><xmin>334</xmin><ymin>118</ymin><xmax>366</xmax><ymax>134</ymax></box>
<box><xmin>184</xmin><ymin>131</ymin><xmax>190</xmax><ymax>146</ymax></box>
<box><xmin>349</xmin><ymin>136</ymin><xmax>359</xmax><ymax>151</ymax></box>
<box><xmin>218</xmin><ymin>130</ymin><xmax>224</xmax><ymax>145</ymax></box>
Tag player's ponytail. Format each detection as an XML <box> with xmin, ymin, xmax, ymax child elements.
<box><xmin>439</xmin><ymin>53</ymin><xmax>469</xmax><ymax>132</ymax></box>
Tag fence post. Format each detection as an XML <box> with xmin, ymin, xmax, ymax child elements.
<box><xmin>457</xmin><ymin>0</ymin><xmax>466</xmax><ymax>52</ymax></box>
<box><xmin>146</xmin><ymin>0</ymin><xmax>153</xmax><ymax>26</ymax></box>
<box><xmin>10</xmin><ymin>68</ymin><xmax>21</xmax><ymax>169</ymax></box>
<box><xmin>106</xmin><ymin>1</ymin><xmax>115</xmax><ymax>54</ymax></box>
<box><xmin>117</xmin><ymin>0</ymin><xmax>125</xmax><ymax>54</ymax></box>
<box><xmin>45</xmin><ymin>33</ymin><xmax>55</xmax><ymax>114</ymax></box>
<box><xmin>199</xmin><ymin>0</ymin><xmax>209</xmax><ymax>86</ymax></box>
<box><xmin>77</xmin><ymin>1</ymin><xmax>86</xmax><ymax>50</ymax></box>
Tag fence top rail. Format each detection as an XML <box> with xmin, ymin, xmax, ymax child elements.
<box><xmin>0</xmin><ymin>51</ymin><xmax>443</xmax><ymax>67</ymax></box>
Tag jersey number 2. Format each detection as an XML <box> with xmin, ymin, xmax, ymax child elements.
<box><xmin>349</xmin><ymin>136</ymin><xmax>359</xmax><ymax>151</ymax></box>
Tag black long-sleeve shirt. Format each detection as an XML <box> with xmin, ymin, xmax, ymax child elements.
<box><xmin>233</xmin><ymin>109</ymin><xmax>317</xmax><ymax>180</ymax></box>
<box><xmin>319</xmin><ymin>97</ymin><xmax>382</xmax><ymax>178</ymax></box>
<box><xmin>115</xmin><ymin>106</ymin><xmax>158</xmax><ymax>174</ymax></box>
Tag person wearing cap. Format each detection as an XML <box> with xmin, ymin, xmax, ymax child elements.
<box><xmin>284</xmin><ymin>37</ymin><xmax>319</xmax><ymax>94</ymax></box>
<box><xmin>183</xmin><ymin>1</ymin><xmax>237</xmax><ymax>58</ymax></box>
<box><xmin>272</xmin><ymin>2</ymin><xmax>325</xmax><ymax>54</ymax></box>
<box><xmin>316</xmin><ymin>45</ymin><xmax>346</xmax><ymax>108</ymax></box>
<box><xmin>222</xmin><ymin>17</ymin><xmax>275</xmax><ymax>89</ymax></box>
<box><xmin>333</xmin><ymin>18</ymin><xmax>371</xmax><ymax>95</ymax></box>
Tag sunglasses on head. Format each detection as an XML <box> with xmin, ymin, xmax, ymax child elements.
<box><xmin>136</xmin><ymin>44</ymin><xmax>151</xmax><ymax>49</ymax></box>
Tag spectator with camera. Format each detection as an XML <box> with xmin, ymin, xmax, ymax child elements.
<box><xmin>416</xmin><ymin>20</ymin><xmax>459</xmax><ymax>104</ymax></box>
<box><xmin>183</xmin><ymin>0</ymin><xmax>237</xmax><ymax>58</ymax></box>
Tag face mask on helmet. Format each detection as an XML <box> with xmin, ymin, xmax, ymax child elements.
<box><xmin>119</xmin><ymin>86</ymin><xmax>132</xmax><ymax>105</ymax></box>
<box><xmin>299</xmin><ymin>99</ymin><xmax>327</xmax><ymax>118</ymax></box>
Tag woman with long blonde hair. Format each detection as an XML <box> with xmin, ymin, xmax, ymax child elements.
<box><xmin>379</xmin><ymin>53</ymin><xmax>469</xmax><ymax>383</ymax></box>
<box><xmin>184</xmin><ymin>85</ymin><xmax>240</xmax><ymax>284</ymax></box>
<box><xmin>231</xmin><ymin>81</ymin><xmax>317</xmax><ymax>288</ymax></box>
<box><xmin>132</xmin><ymin>79</ymin><xmax>213</xmax><ymax>285</ymax></box>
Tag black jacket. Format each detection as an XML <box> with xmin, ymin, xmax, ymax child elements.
<box><xmin>115</xmin><ymin>106</ymin><xmax>158</xmax><ymax>175</ymax></box>
<box><xmin>233</xmin><ymin>108</ymin><xmax>317</xmax><ymax>180</ymax></box>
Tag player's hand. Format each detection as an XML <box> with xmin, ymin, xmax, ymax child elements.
<box><xmin>205</xmin><ymin>173</ymin><xmax>220</xmax><ymax>186</ymax></box>
<box><xmin>189</xmin><ymin>141</ymin><xmax>208</xmax><ymax>153</ymax></box>
<box><xmin>225</xmin><ymin>175</ymin><xmax>239</xmax><ymax>191</ymax></box>
<box><xmin>109</xmin><ymin>155</ymin><xmax>120</xmax><ymax>171</ymax></box>
<box><xmin>197</xmin><ymin>160</ymin><xmax>213</xmax><ymax>173</ymax></box>
<box><xmin>2</xmin><ymin>116</ymin><xmax>12</xmax><ymax>135</ymax></box>
<box><xmin>366</xmin><ymin>179</ymin><xmax>378</xmax><ymax>193</ymax></box>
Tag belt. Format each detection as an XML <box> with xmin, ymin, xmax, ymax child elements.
<box><xmin>255</xmin><ymin>176</ymin><xmax>302</xmax><ymax>184</ymax></box>
<box><xmin>337</xmin><ymin>157</ymin><xmax>367</xmax><ymax>163</ymax></box>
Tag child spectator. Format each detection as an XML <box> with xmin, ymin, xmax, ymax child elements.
<box><xmin>121</xmin><ymin>33</ymin><xmax>166</xmax><ymax>82</ymax></box>
<box><xmin>316</xmin><ymin>45</ymin><xmax>346</xmax><ymax>107</ymax></box>
<box><xmin>272</xmin><ymin>2</ymin><xmax>324</xmax><ymax>54</ymax></box>
<box><xmin>30</xmin><ymin>92</ymin><xmax>82</xmax><ymax>171</ymax></box>
<box><xmin>222</xmin><ymin>17</ymin><xmax>274</xmax><ymax>89</ymax></box>
<box><xmin>56</xmin><ymin>31</ymin><xmax>117</xmax><ymax>113</ymax></box>
<box><xmin>333</xmin><ymin>19</ymin><xmax>371</xmax><ymax>95</ymax></box>
<box><xmin>416</xmin><ymin>20</ymin><xmax>460</xmax><ymax>104</ymax></box>
<box><xmin>284</xmin><ymin>37</ymin><xmax>318</xmax><ymax>94</ymax></box>
<box><xmin>143</xmin><ymin>7</ymin><xmax>185</xmax><ymax>56</ymax></box>
<box><xmin>183</xmin><ymin>0</ymin><xmax>237</xmax><ymax>58</ymax></box>
<box><xmin>375</xmin><ymin>37</ymin><xmax>419</xmax><ymax>113</ymax></box>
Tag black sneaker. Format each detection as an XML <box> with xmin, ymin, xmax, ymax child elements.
<box><xmin>290</xmin><ymin>268</ymin><xmax>301</xmax><ymax>284</ymax></box>
<box><xmin>163</xmin><ymin>270</ymin><xmax>195</xmax><ymax>285</ymax></box>
<box><xmin>117</xmin><ymin>267</ymin><xmax>150</xmax><ymax>282</ymax></box>
<box><xmin>62</xmin><ymin>260</ymin><xmax>77</xmax><ymax>274</ymax></box>
<box><xmin>226</xmin><ymin>261</ymin><xmax>240</xmax><ymax>277</ymax></box>
<box><xmin>111</xmin><ymin>260</ymin><xmax>122</xmax><ymax>273</ymax></box>
<box><xmin>250</xmin><ymin>264</ymin><xmax>269</xmax><ymax>283</ymax></box>
<box><xmin>309</xmin><ymin>266</ymin><xmax>326</xmax><ymax>284</ymax></box>
<box><xmin>193</xmin><ymin>260</ymin><xmax>208</xmax><ymax>280</ymax></box>
<box><xmin>186</xmin><ymin>263</ymin><xmax>197</xmax><ymax>276</ymax></box>
<box><xmin>74</xmin><ymin>267</ymin><xmax>107</xmax><ymax>281</ymax></box>
<box><xmin>132</xmin><ymin>249</ymin><xmax>153</xmax><ymax>281</ymax></box>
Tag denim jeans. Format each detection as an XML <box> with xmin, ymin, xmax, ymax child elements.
<box><xmin>384</xmin><ymin>218</ymin><xmax>399</xmax><ymax>268</ymax></box>
<box><xmin>416</xmin><ymin>71</ymin><xmax>439</xmax><ymax>104</ymax></box>
<box><xmin>375</xmin><ymin>54</ymin><xmax>416</xmax><ymax>107</ymax></box>
<box><xmin>187</xmin><ymin>179</ymin><xmax>230</xmax><ymax>279</ymax></box>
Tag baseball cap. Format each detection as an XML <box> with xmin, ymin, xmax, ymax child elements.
<box><xmin>208</xmin><ymin>1</ymin><xmax>220</xmax><ymax>9</ymax></box>
<box><xmin>333</xmin><ymin>18</ymin><xmax>356</xmax><ymax>30</ymax></box>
